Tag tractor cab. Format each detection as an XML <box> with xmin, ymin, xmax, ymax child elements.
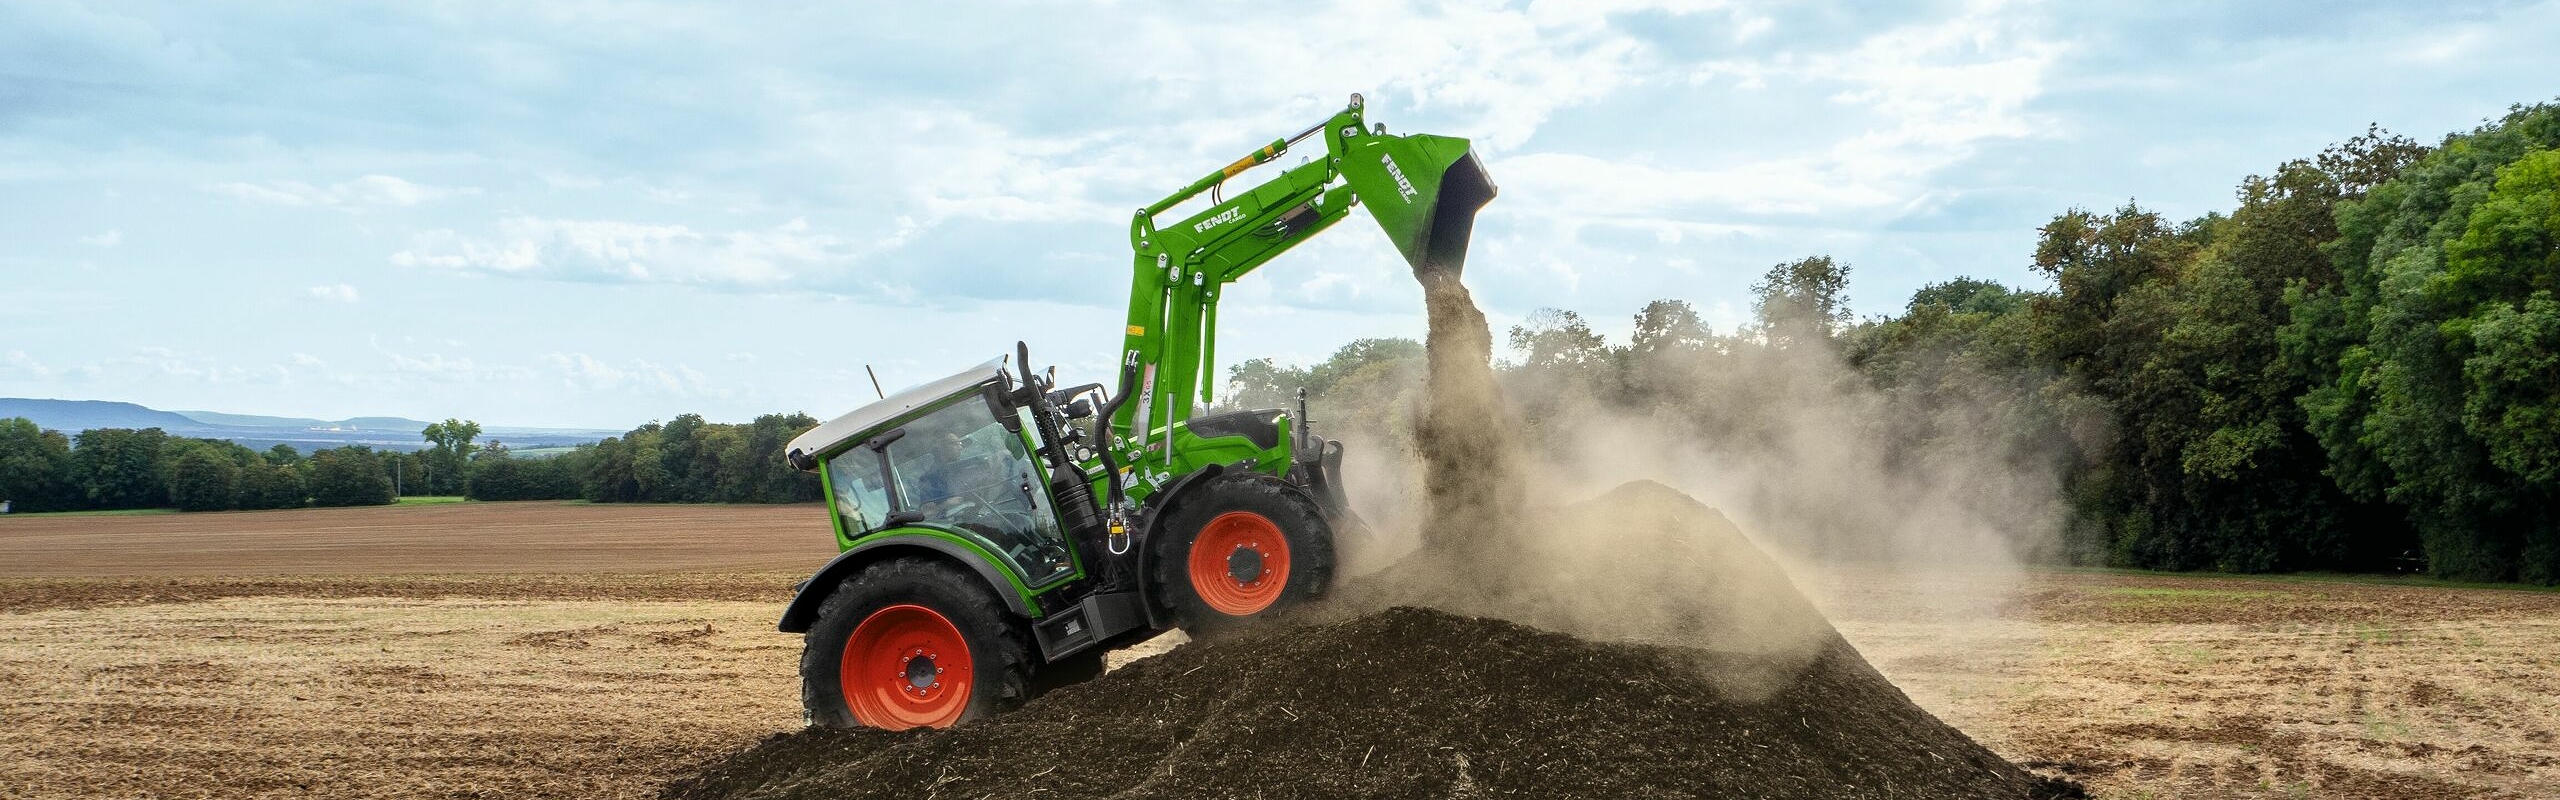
<box><xmin>786</xmin><ymin>359</ymin><xmax>1079</xmax><ymax>590</ymax></box>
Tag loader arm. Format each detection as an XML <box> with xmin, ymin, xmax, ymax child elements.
<box><xmin>1107</xmin><ymin>94</ymin><xmax>1496</xmax><ymax>487</ymax></box>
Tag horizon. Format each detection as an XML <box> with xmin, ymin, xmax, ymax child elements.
<box><xmin>7</xmin><ymin>2</ymin><xmax>2558</xmax><ymax>428</ymax></box>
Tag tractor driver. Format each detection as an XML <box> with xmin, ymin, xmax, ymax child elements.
<box><xmin>903</xmin><ymin>419</ymin><xmax>1009</xmax><ymax>520</ymax></box>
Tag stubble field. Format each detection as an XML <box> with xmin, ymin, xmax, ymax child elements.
<box><xmin>2</xmin><ymin>502</ymin><xmax>2552</xmax><ymax>799</ymax></box>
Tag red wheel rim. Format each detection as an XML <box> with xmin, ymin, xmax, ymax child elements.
<box><xmin>841</xmin><ymin>604</ymin><xmax>973</xmax><ymax>730</ymax></box>
<box><xmin>1188</xmin><ymin>511</ymin><xmax>1293</xmax><ymax>616</ymax></box>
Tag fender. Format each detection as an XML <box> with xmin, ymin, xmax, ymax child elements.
<box><xmin>777</xmin><ymin>530</ymin><xmax>1033</xmax><ymax>633</ymax></box>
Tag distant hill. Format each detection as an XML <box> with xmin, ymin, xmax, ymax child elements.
<box><xmin>2</xmin><ymin>398</ymin><xmax>615</xmax><ymax>453</ymax></box>
<box><xmin>173</xmin><ymin>410</ymin><xmax>433</xmax><ymax>431</ymax></box>
<box><xmin>172</xmin><ymin>410</ymin><xmax>328</xmax><ymax>429</ymax></box>
<box><xmin>333</xmin><ymin>416</ymin><xmax>436</xmax><ymax>431</ymax></box>
<box><xmin>0</xmin><ymin>399</ymin><xmax>201</xmax><ymax>432</ymax></box>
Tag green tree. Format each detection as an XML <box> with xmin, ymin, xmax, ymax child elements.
<box><xmin>1308</xmin><ymin>338</ymin><xmax>1426</xmax><ymax>394</ymax></box>
<box><xmin>1507</xmin><ymin>308</ymin><xmax>1612</xmax><ymax>371</ymax></box>
<box><xmin>420</xmin><ymin>419</ymin><xmax>482</xmax><ymax>495</ymax></box>
<box><xmin>1227</xmin><ymin>358</ymin><xmax>1315</xmax><ymax>410</ymax></box>
<box><xmin>309</xmin><ymin>446</ymin><xmax>396</xmax><ymax>507</ymax></box>
<box><xmin>1752</xmin><ymin>255</ymin><xmax>1854</xmax><ymax>349</ymax></box>
<box><xmin>237</xmin><ymin>463</ymin><xmax>308</xmax><ymax>510</ymax></box>
<box><xmin>167</xmin><ymin>448</ymin><xmax>241</xmax><ymax>512</ymax></box>
<box><xmin>738</xmin><ymin>413</ymin><xmax>824</xmax><ymax>503</ymax></box>
<box><xmin>73</xmin><ymin>427</ymin><xmax>171</xmax><ymax>509</ymax></box>
<box><xmin>0</xmin><ymin>417</ymin><xmax>78</xmax><ymax>512</ymax></box>
<box><xmin>2287</xmin><ymin>102</ymin><xmax>2560</xmax><ymax>582</ymax></box>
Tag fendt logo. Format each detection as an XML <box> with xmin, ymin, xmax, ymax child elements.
<box><xmin>1381</xmin><ymin>154</ymin><xmax>1420</xmax><ymax>202</ymax></box>
<box><xmin>1192</xmin><ymin>207</ymin><xmax>1243</xmax><ymax>234</ymax></box>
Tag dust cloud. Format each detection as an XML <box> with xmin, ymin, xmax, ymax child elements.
<box><xmin>1332</xmin><ymin>262</ymin><xmax>2067</xmax><ymax>699</ymax></box>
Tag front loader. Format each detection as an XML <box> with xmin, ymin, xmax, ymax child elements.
<box><xmin>776</xmin><ymin>94</ymin><xmax>1495</xmax><ymax>730</ymax></box>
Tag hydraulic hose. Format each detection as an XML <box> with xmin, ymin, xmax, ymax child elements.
<box><xmin>1092</xmin><ymin>361</ymin><xmax>1138</xmax><ymax>513</ymax></box>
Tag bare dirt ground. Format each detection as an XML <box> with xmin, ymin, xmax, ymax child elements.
<box><xmin>1823</xmin><ymin>572</ymin><xmax>2560</xmax><ymax>799</ymax></box>
<box><xmin>4</xmin><ymin>503</ymin><xmax>2555</xmax><ymax>799</ymax></box>
<box><xmin>0</xmin><ymin>501</ymin><xmax>834</xmax><ymax>578</ymax></box>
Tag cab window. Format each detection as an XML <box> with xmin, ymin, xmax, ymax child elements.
<box><xmin>825</xmin><ymin>452</ymin><xmax>893</xmax><ymax>536</ymax></box>
<box><xmin>842</xmin><ymin>395</ymin><xmax>1074</xmax><ymax>586</ymax></box>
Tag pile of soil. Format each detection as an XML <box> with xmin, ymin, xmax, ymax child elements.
<box><xmin>668</xmin><ymin>485</ymin><xmax>2078</xmax><ymax>799</ymax></box>
<box><xmin>667</xmin><ymin>600</ymin><xmax>2078</xmax><ymax>799</ymax></box>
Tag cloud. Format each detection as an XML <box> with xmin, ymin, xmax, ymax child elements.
<box><xmin>542</xmin><ymin>352</ymin><xmax>728</xmax><ymax>398</ymax></box>
<box><xmin>363</xmin><ymin>336</ymin><xmax>528</xmax><ymax>384</ymax></box>
<box><xmin>307</xmin><ymin>284</ymin><xmax>361</xmax><ymax>303</ymax></box>
<box><xmin>2</xmin><ymin>349</ymin><xmax>53</xmax><ymax>380</ymax></box>
<box><xmin>79</xmin><ymin>229</ymin><xmax>122</xmax><ymax>247</ymax></box>
<box><xmin>79</xmin><ymin>346</ymin><xmax>286</xmax><ymax>385</ymax></box>
<box><xmin>205</xmin><ymin>174</ymin><xmax>479</xmax><ymax>208</ymax></box>
<box><xmin>1092</xmin><ymin>0</ymin><xmax>1759</xmax><ymax>153</ymax></box>
<box><xmin>391</xmin><ymin>215</ymin><xmax>853</xmax><ymax>287</ymax></box>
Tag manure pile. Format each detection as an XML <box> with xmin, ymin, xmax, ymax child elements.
<box><xmin>666</xmin><ymin>603</ymin><xmax>2077</xmax><ymax>800</ymax></box>
<box><xmin>666</xmin><ymin>483</ymin><xmax>2082</xmax><ymax>800</ymax></box>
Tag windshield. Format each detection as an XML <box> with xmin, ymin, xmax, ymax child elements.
<box><xmin>824</xmin><ymin>395</ymin><xmax>1074</xmax><ymax>587</ymax></box>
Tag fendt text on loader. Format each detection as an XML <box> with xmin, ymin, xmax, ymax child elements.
<box><xmin>777</xmin><ymin>94</ymin><xmax>1496</xmax><ymax>730</ymax></box>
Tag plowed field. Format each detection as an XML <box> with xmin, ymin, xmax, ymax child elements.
<box><xmin>3</xmin><ymin>502</ymin><xmax>2552</xmax><ymax>798</ymax></box>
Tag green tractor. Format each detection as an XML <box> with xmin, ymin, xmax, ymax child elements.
<box><xmin>778</xmin><ymin>94</ymin><xmax>1495</xmax><ymax>730</ymax></box>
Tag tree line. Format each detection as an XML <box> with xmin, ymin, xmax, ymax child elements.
<box><xmin>0</xmin><ymin>412</ymin><xmax>823</xmax><ymax>513</ymax></box>
<box><xmin>1231</xmin><ymin>101</ymin><xmax>2560</xmax><ymax>584</ymax></box>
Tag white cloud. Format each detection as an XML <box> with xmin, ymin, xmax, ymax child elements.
<box><xmin>206</xmin><ymin>174</ymin><xmax>479</xmax><ymax>208</ymax></box>
<box><xmin>2</xmin><ymin>350</ymin><xmax>53</xmax><ymax>380</ymax></box>
<box><xmin>361</xmin><ymin>337</ymin><xmax>529</xmax><ymax>384</ymax></box>
<box><xmin>307</xmin><ymin>283</ymin><xmax>361</xmax><ymax>303</ymax></box>
<box><xmin>391</xmin><ymin>215</ymin><xmax>849</xmax><ymax>286</ymax></box>
<box><xmin>291</xmin><ymin>352</ymin><xmax>327</xmax><ymax>367</ymax></box>
<box><xmin>90</xmin><ymin>346</ymin><xmax>283</xmax><ymax>385</ymax></box>
<box><xmin>542</xmin><ymin>352</ymin><xmax>727</xmax><ymax>398</ymax></box>
<box><xmin>1100</xmin><ymin>0</ymin><xmax>1756</xmax><ymax>153</ymax></box>
<box><xmin>1515</xmin><ymin>3</ymin><xmax>2063</xmax><ymax>235</ymax></box>
<box><xmin>79</xmin><ymin>229</ymin><xmax>122</xmax><ymax>247</ymax></box>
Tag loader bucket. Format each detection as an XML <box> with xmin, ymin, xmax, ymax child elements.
<box><xmin>1340</xmin><ymin>132</ymin><xmax>1497</xmax><ymax>279</ymax></box>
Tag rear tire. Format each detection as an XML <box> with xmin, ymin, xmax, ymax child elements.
<box><xmin>1150</xmin><ymin>474</ymin><xmax>1335</xmax><ymax>635</ymax></box>
<box><xmin>801</xmin><ymin>558</ymin><xmax>1033</xmax><ymax>730</ymax></box>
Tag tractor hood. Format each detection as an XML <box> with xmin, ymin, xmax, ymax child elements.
<box><xmin>784</xmin><ymin>358</ymin><xmax>1006</xmax><ymax>471</ymax></box>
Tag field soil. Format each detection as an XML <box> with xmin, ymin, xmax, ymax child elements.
<box><xmin>1821</xmin><ymin>572</ymin><xmax>2560</xmax><ymax>799</ymax></box>
<box><xmin>0</xmin><ymin>501</ymin><xmax>833</xmax><ymax>578</ymax></box>
<box><xmin>4</xmin><ymin>502</ymin><xmax>2555</xmax><ymax>798</ymax></box>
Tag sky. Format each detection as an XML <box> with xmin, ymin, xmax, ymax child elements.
<box><xmin>4</xmin><ymin>0</ymin><xmax>2556</xmax><ymax>428</ymax></box>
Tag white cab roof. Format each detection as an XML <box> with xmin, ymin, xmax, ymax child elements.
<box><xmin>785</xmin><ymin>358</ymin><xmax>1006</xmax><ymax>468</ymax></box>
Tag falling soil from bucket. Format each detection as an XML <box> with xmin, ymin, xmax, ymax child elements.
<box><xmin>1411</xmin><ymin>267</ymin><xmax>1528</xmax><ymax>554</ymax></box>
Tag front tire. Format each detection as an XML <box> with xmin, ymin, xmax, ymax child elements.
<box><xmin>801</xmin><ymin>558</ymin><xmax>1033</xmax><ymax>730</ymax></box>
<box><xmin>1150</xmin><ymin>474</ymin><xmax>1336</xmax><ymax>634</ymax></box>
